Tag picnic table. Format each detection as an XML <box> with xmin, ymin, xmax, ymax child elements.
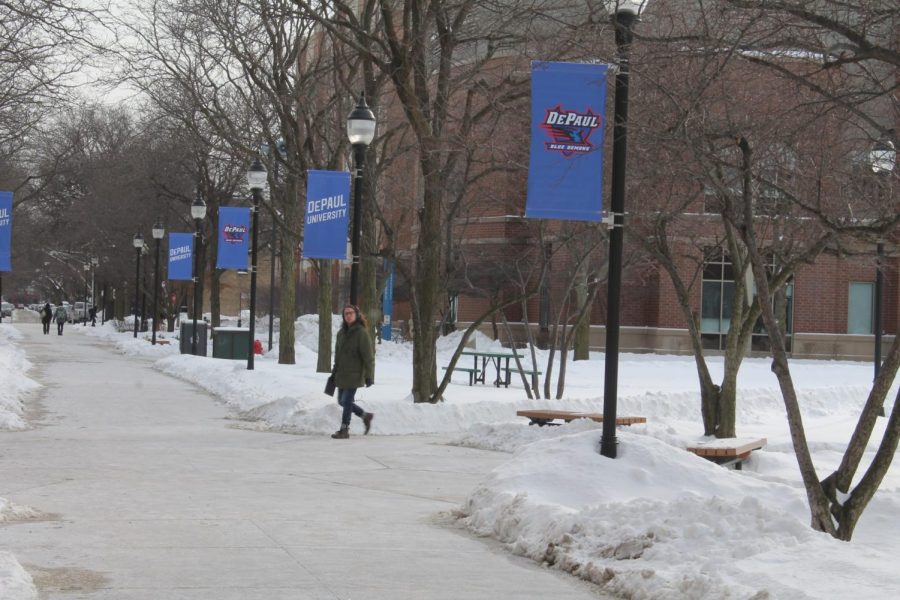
<box><xmin>458</xmin><ymin>350</ymin><xmax>535</xmax><ymax>388</ymax></box>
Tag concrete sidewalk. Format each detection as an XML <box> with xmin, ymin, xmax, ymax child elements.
<box><xmin>1</xmin><ymin>324</ymin><xmax>603</xmax><ymax>599</ymax></box>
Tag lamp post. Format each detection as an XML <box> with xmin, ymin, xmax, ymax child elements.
<box><xmin>132</xmin><ymin>233</ymin><xmax>144</xmax><ymax>338</ymax></box>
<box><xmin>151</xmin><ymin>220</ymin><xmax>165</xmax><ymax>345</ymax></box>
<box><xmin>870</xmin><ymin>136</ymin><xmax>895</xmax><ymax>417</ymax></box>
<box><xmin>83</xmin><ymin>263</ymin><xmax>90</xmax><ymax>325</ymax></box>
<box><xmin>268</xmin><ymin>222</ymin><xmax>277</xmax><ymax>351</ymax></box>
<box><xmin>246</xmin><ymin>158</ymin><xmax>268</xmax><ymax>370</ymax></box>
<box><xmin>91</xmin><ymin>257</ymin><xmax>98</xmax><ymax>325</ymax></box>
<box><xmin>191</xmin><ymin>192</ymin><xmax>207</xmax><ymax>355</ymax></box>
<box><xmin>601</xmin><ymin>0</ymin><xmax>646</xmax><ymax>459</ymax></box>
<box><xmin>346</xmin><ymin>93</ymin><xmax>377</xmax><ymax>306</ymax></box>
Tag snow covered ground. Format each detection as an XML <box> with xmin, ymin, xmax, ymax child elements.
<box><xmin>1</xmin><ymin>316</ymin><xmax>898</xmax><ymax>599</ymax></box>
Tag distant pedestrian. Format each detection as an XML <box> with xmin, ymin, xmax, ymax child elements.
<box><xmin>330</xmin><ymin>304</ymin><xmax>375</xmax><ymax>439</ymax></box>
<box><xmin>40</xmin><ymin>303</ymin><xmax>52</xmax><ymax>334</ymax></box>
<box><xmin>53</xmin><ymin>305</ymin><xmax>67</xmax><ymax>335</ymax></box>
<box><xmin>89</xmin><ymin>306</ymin><xmax>97</xmax><ymax>326</ymax></box>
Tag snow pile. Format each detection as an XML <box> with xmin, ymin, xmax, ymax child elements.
<box><xmin>0</xmin><ymin>551</ymin><xmax>37</xmax><ymax>600</ymax></box>
<box><xmin>0</xmin><ymin>325</ymin><xmax>40</xmax><ymax>431</ymax></box>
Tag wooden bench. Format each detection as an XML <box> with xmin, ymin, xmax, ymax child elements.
<box><xmin>156</xmin><ymin>340</ymin><xmax>171</xmax><ymax>345</ymax></box>
<box><xmin>517</xmin><ymin>409</ymin><xmax>647</xmax><ymax>427</ymax></box>
<box><xmin>686</xmin><ymin>437</ymin><xmax>767</xmax><ymax>470</ymax></box>
<box><xmin>442</xmin><ymin>366</ymin><xmax>481</xmax><ymax>386</ymax></box>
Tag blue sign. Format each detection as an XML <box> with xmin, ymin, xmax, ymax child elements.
<box><xmin>382</xmin><ymin>260</ymin><xmax>394</xmax><ymax>341</ymax></box>
<box><xmin>168</xmin><ymin>232</ymin><xmax>194</xmax><ymax>281</ymax></box>
<box><xmin>0</xmin><ymin>192</ymin><xmax>11</xmax><ymax>272</ymax></box>
<box><xmin>303</xmin><ymin>170</ymin><xmax>351</xmax><ymax>260</ymax></box>
<box><xmin>525</xmin><ymin>61</ymin><xmax>608</xmax><ymax>222</ymax></box>
<box><xmin>216</xmin><ymin>206</ymin><xmax>251</xmax><ymax>269</ymax></box>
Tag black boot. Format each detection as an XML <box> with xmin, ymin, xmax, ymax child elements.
<box><xmin>363</xmin><ymin>413</ymin><xmax>374</xmax><ymax>435</ymax></box>
<box><xmin>331</xmin><ymin>426</ymin><xmax>349</xmax><ymax>439</ymax></box>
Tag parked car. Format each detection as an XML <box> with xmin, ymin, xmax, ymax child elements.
<box><xmin>0</xmin><ymin>302</ymin><xmax>13</xmax><ymax>317</ymax></box>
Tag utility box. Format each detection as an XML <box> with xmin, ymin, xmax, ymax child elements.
<box><xmin>212</xmin><ymin>327</ymin><xmax>251</xmax><ymax>360</ymax></box>
<box><xmin>180</xmin><ymin>321</ymin><xmax>208</xmax><ymax>356</ymax></box>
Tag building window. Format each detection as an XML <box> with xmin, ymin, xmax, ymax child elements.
<box><xmin>701</xmin><ymin>247</ymin><xmax>793</xmax><ymax>351</ymax></box>
<box><xmin>848</xmin><ymin>283</ymin><xmax>873</xmax><ymax>334</ymax></box>
<box><xmin>701</xmin><ymin>248</ymin><xmax>734</xmax><ymax>349</ymax></box>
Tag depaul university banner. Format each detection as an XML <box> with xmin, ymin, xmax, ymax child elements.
<box><xmin>0</xmin><ymin>191</ymin><xmax>12</xmax><ymax>272</ymax></box>
<box><xmin>216</xmin><ymin>206</ymin><xmax>251</xmax><ymax>270</ymax></box>
<box><xmin>303</xmin><ymin>170</ymin><xmax>351</xmax><ymax>260</ymax></box>
<box><xmin>167</xmin><ymin>232</ymin><xmax>194</xmax><ymax>281</ymax></box>
<box><xmin>525</xmin><ymin>61</ymin><xmax>609</xmax><ymax>222</ymax></box>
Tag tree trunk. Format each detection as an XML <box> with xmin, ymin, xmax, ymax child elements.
<box><xmin>412</xmin><ymin>152</ymin><xmax>444</xmax><ymax>403</ymax></box>
<box><xmin>316</xmin><ymin>259</ymin><xmax>333</xmax><ymax>373</ymax></box>
<box><xmin>278</xmin><ymin>176</ymin><xmax>299</xmax><ymax>365</ymax></box>
<box><xmin>574</xmin><ymin>266</ymin><xmax>590</xmax><ymax>360</ymax></box>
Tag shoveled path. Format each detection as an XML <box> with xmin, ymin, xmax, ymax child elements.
<box><xmin>1</xmin><ymin>324</ymin><xmax>604</xmax><ymax>599</ymax></box>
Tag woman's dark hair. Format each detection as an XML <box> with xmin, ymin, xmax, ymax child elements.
<box><xmin>341</xmin><ymin>304</ymin><xmax>368</xmax><ymax>330</ymax></box>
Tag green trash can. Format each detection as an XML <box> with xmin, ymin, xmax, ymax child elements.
<box><xmin>212</xmin><ymin>327</ymin><xmax>251</xmax><ymax>360</ymax></box>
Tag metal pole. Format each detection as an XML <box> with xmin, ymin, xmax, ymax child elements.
<box><xmin>83</xmin><ymin>272</ymin><xmax>88</xmax><ymax>325</ymax></box>
<box><xmin>600</xmin><ymin>10</ymin><xmax>636</xmax><ymax>459</ymax></box>
<box><xmin>152</xmin><ymin>237</ymin><xmax>161</xmax><ymax>345</ymax></box>
<box><xmin>875</xmin><ymin>241</ymin><xmax>885</xmax><ymax>417</ymax></box>
<box><xmin>349</xmin><ymin>144</ymin><xmax>367</xmax><ymax>305</ymax></box>
<box><xmin>268</xmin><ymin>220</ymin><xmax>276</xmax><ymax>351</ymax></box>
<box><xmin>248</xmin><ymin>189</ymin><xmax>261</xmax><ymax>370</ymax></box>
<box><xmin>133</xmin><ymin>249</ymin><xmax>141</xmax><ymax>338</ymax></box>
<box><xmin>192</xmin><ymin>222</ymin><xmax>202</xmax><ymax>355</ymax></box>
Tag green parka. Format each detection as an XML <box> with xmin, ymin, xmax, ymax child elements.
<box><xmin>333</xmin><ymin>321</ymin><xmax>375</xmax><ymax>389</ymax></box>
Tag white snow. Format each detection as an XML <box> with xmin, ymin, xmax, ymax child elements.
<box><xmin>2</xmin><ymin>316</ymin><xmax>898</xmax><ymax>599</ymax></box>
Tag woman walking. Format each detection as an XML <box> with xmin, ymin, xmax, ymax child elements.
<box><xmin>331</xmin><ymin>304</ymin><xmax>375</xmax><ymax>439</ymax></box>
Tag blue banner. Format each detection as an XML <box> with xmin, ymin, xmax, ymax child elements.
<box><xmin>168</xmin><ymin>232</ymin><xmax>194</xmax><ymax>281</ymax></box>
<box><xmin>303</xmin><ymin>170</ymin><xmax>351</xmax><ymax>260</ymax></box>
<box><xmin>525</xmin><ymin>61</ymin><xmax>608</xmax><ymax>222</ymax></box>
<box><xmin>382</xmin><ymin>260</ymin><xmax>394</xmax><ymax>341</ymax></box>
<box><xmin>216</xmin><ymin>206</ymin><xmax>251</xmax><ymax>269</ymax></box>
<box><xmin>0</xmin><ymin>192</ymin><xmax>11</xmax><ymax>272</ymax></box>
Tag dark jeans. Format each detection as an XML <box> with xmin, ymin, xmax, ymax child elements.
<box><xmin>337</xmin><ymin>388</ymin><xmax>365</xmax><ymax>427</ymax></box>
<box><xmin>42</xmin><ymin>321</ymin><xmax>50</xmax><ymax>334</ymax></box>
<box><xmin>57</xmin><ymin>321</ymin><xmax>64</xmax><ymax>335</ymax></box>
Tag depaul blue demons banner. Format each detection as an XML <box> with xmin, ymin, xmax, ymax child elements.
<box><xmin>525</xmin><ymin>61</ymin><xmax>608</xmax><ymax>222</ymax></box>
<box><xmin>0</xmin><ymin>191</ymin><xmax>12</xmax><ymax>272</ymax></box>
<box><xmin>216</xmin><ymin>207</ymin><xmax>251</xmax><ymax>269</ymax></box>
<box><xmin>303</xmin><ymin>170</ymin><xmax>351</xmax><ymax>260</ymax></box>
<box><xmin>167</xmin><ymin>233</ymin><xmax>194</xmax><ymax>281</ymax></box>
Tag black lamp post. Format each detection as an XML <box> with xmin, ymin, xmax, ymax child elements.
<box><xmin>191</xmin><ymin>192</ymin><xmax>207</xmax><ymax>355</ymax></box>
<box><xmin>151</xmin><ymin>220</ymin><xmax>165</xmax><ymax>345</ymax></box>
<box><xmin>247</xmin><ymin>158</ymin><xmax>268</xmax><ymax>370</ymax></box>
<box><xmin>870</xmin><ymin>136</ymin><xmax>896</xmax><ymax>410</ymax></box>
<box><xmin>82</xmin><ymin>263</ymin><xmax>90</xmax><ymax>325</ymax></box>
<box><xmin>601</xmin><ymin>0</ymin><xmax>646</xmax><ymax>459</ymax></box>
<box><xmin>346</xmin><ymin>93</ymin><xmax>377</xmax><ymax>306</ymax></box>
<box><xmin>91</xmin><ymin>257</ymin><xmax>98</xmax><ymax>325</ymax></box>
<box><xmin>132</xmin><ymin>233</ymin><xmax>144</xmax><ymax>338</ymax></box>
<box><xmin>261</xmin><ymin>142</ymin><xmax>285</xmax><ymax>352</ymax></box>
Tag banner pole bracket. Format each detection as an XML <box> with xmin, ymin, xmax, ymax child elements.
<box><xmin>604</xmin><ymin>212</ymin><xmax>624</xmax><ymax>228</ymax></box>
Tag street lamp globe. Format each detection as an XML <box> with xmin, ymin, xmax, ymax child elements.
<box><xmin>84</xmin><ymin>263</ymin><xmax>90</xmax><ymax>272</ymax></box>
<box><xmin>191</xmin><ymin>193</ymin><xmax>207</xmax><ymax>220</ymax></box>
<box><xmin>152</xmin><ymin>220</ymin><xmax>165</xmax><ymax>240</ymax></box>
<box><xmin>870</xmin><ymin>138</ymin><xmax>896</xmax><ymax>175</ymax></box>
<box><xmin>247</xmin><ymin>158</ymin><xmax>268</xmax><ymax>191</ymax></box>
<box><xmin>133</xmin><ymin>232</ymin><xmax>144</xmax><ymax>249</ymax></box>
<box><xmin>346</xmin><ymin>94</ymin><xmax>376</xmax><ymax>146</ymax></box>
<box><xmin>603</xmin><ymin>0</ymin><xmax>647</xmax><ymax>15</ymax></box>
